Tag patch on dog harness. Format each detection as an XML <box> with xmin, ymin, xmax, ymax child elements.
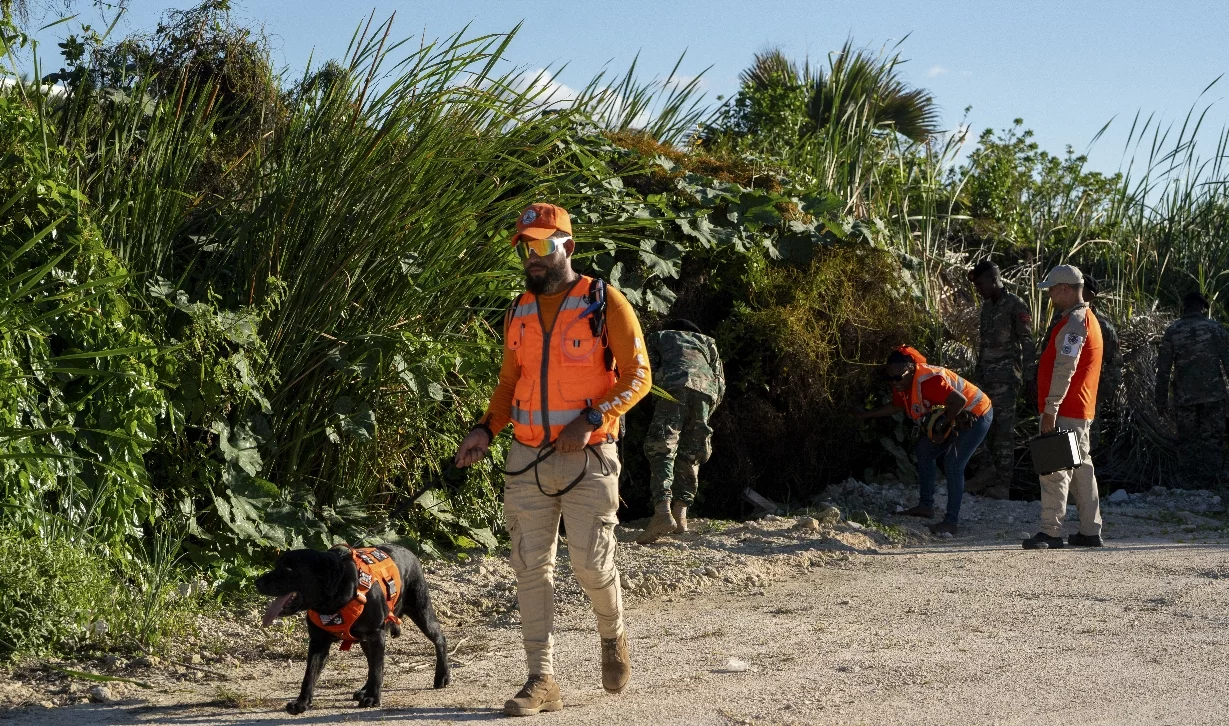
<box><xmin>308</xmin><ymin>547</ymin><xmax>403</xmax><ymax>651</ymax></box>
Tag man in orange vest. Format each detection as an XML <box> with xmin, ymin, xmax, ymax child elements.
<box><xmin>454</xmin><ymin>203</ymin><xmax>651</xmax><ymax>717</ymax></box>
<box><xmin>854</xmin><ymin>346</ymin><xmax>994</xmax><ymax>537</ymax></box>
<box><xmin>1023</xmin><ymin>264</ymin><xmax>1104</xmax><ymax>550</ymax></box>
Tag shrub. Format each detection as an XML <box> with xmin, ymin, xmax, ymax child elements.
<box><xmin>0</xmin><ymin>526</ymin><xmax>121</xmax><ymax>656</ymax></box>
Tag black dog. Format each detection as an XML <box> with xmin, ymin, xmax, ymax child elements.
<box><xmin>255</xmin><ymin>543</ymin><xmax>450</xmax><ymax>714</ymax></box>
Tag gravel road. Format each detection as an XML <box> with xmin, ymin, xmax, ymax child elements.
<box><xmin>5</xmin><ymin>485</ymin><xmax>1229</xmax><ymax>725</ymax></box>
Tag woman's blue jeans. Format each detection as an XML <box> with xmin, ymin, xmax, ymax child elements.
<box><xmin>915</xmin><ymin>408</ymin><xmax>994</xmax><ymax>524</ymax></box>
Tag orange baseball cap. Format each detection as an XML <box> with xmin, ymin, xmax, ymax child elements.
<box><xmin>510</xmin><ymin>203</ymin><xmax>572</xmax><ymax>245</ymax></box>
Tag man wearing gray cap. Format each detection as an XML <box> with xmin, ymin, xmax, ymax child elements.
<box><xmin>1024</xmin><ymin>264</ymin><xmax>1105</xmax><ymax>549</ymax></box>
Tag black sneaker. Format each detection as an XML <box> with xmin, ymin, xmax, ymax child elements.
<box><xmin>1068</xmin><ymin>533</ymin><xmax>1104</xmax><ymax>547</ymax></box>
<box><xmin>1022</xmin><ymin>532</ymin><xmax>1065</xmax><ymax>550</ymax></box>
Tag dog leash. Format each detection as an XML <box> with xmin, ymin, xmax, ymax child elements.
<box><xmin>498</xmin><ymin>442</ymin><xmax>613</xmax><ymax>499</ymax></box>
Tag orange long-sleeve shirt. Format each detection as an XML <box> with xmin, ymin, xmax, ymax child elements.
<box><xmin>480</xmin><ymin>281</ymin><xmax>651</xmax><ymax>436</ymax></box>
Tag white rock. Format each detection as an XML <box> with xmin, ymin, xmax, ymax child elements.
<box><xmin>1108</xmin><ymin>489</ymin><xmax>1130</xmax><ymax>504</ymax></box>
<box><xmin>846</xmin><ymin>521</ymin><xmax>865</xmax><ymax>530</ymax></box>
<box><xmin>88</xmin><ymin>685</ymin><xmax>114</xmax><ymax>704</ymax></box>
<box><xmin>704</xmin><ymin>567</ymin><xmax>720</xmax><ymax>578</ymax></box>
<box><xmin>723</xmin><ymin>657</ymin><xmax>750</xmax><ymax>673</ymax></box>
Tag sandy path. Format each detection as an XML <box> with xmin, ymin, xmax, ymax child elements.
<box><xmin>10</xmin><ymin>531</ymin><xmax>1229</xmax><ymax>726</ymax></box>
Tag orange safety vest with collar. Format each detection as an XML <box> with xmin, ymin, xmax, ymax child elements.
<box><xmin>308</xmin><ymin>547</ymin><xmax>402</xmax><ymax>651</ymax></box>
<box><xmin>903</xmin><ymin>365</ymin><xmax>992</xmax><ymax>422</ymax></box>
<box><xmin>505</xmin><ymin>275</ymin><xmax>619</xmax><ymax>447</ymax></box>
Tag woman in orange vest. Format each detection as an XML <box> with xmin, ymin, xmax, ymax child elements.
<box><xmin>854</xmin><ymin>346</ymin><xmax>994</xmax><ymax>536</ymax></box>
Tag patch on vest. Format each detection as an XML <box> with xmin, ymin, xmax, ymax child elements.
<box><xmin>358</xmin><ymin>571</ymin><xmax>373</xmax><ymax>589</ymax></box>
<box><xmin>318</xmin><ymin>613</ymin><xmax>343</xmax><ymax>626</ymax></box>
<box><xmin>1059</xmin><ymin>333</ymin><xmax>1085</xmax><ymax>357</ymax></box>
<box><xmin>911</xmin><ymin>403</ymin><xmax>926</xmax><ymax>417</ymax></box>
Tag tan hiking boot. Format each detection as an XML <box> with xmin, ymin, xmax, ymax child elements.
<box><xmin>671</xmin><ymin>501</ymin><xmax>688</xmax><ymax>533</ymax></box>
<box><xmin>503</xmin><ymin>674</ymin><xmax>562</xmax><ymax>717</ymax></box>
<box><xmin>600</xmin><ymin>632</ymin><xmax>631</xmax><ymax>694</ymax></box>
<box><xmin>636</xmin><ymin>500</ymin><xmax>676</xmax><ymax>544</ymax></box>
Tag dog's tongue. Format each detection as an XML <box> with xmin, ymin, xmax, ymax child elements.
<box><xmin>262</xmin><ymin>593</ymin><xmax>295</xmax><ymax>627</ymax></box>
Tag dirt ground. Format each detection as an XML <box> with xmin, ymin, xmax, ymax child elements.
<box><xmin>4</xmin><ymin>482</ymin><xmax>1229</xmax><ymax>725</ymax></box>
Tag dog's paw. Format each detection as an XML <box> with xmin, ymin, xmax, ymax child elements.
<box><xmin>357</xmin><ymin>694</ymin><xmax>380</xmax><ymax>708</ymax></box>
<box><xmin>285</xmin><ymin>700</ymin><xmax>309</xmax><ymax>715</ymax></box>
<box><xmin>352</xmin><ymin>687</ymin><xmax>368</xmax><ymax>702</ymax></box>
<box><xmin>389</xmin><ymin>623</ymin><xmax>402</xmax><ymax>638</ymax></box>
<box><xmin>434</xmin><ymin>671</ymin><xmax>451</xmax><ymax>689</ymax></box>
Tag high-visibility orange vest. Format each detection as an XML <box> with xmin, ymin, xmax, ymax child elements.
<box><xmin>1037</xmin><ymin>307</ymin><xmax>1103</xmax><ymax>420</ymax></box>
<box><xmin>904</xmin><ymin>364</ymin><xmax>993</xmax><ymax>422</ymax></box>
<box><xmin>505</xmin><ymin>275</ymin><xmax>618</xmax><ymax>447</ymax></box>
<box><xmin>308</xmin><ymin>547</ymin><xmax>402</xmax><ymax>650</ymax></box>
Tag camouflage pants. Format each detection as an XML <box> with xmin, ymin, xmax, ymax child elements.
<box><xmin>1174</xmin><ymin>401</ymin><xmax>1226</xmax><ymax>490</ymax></box>
<box><xmin>644</xmin><ymin>389</ymin><xmax>714</xmax><ymax>505</ymax></box>
<box><xmin>980</xmin><ymin>381</ymin><xmax>1018</xmax><ymax>485</ymax></box>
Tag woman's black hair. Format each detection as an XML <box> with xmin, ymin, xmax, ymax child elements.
<box><xmin>662</xmin><ymin>318</ymin><xmax>703</xmax><ymax>334</ymax></box>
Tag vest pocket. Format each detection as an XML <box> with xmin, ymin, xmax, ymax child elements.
<box><xmin>559</xmin><ymin>317</ymin><xmax>600</xmax><ymax>365</ymax></box>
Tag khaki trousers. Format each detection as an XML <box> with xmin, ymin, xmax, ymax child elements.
<box><xmin>503</xmin><ymin>441</ymin><xmax>624</xmax><ymax>675</ymax></box>
<box><xmin>1039</xmin><ymin>417</ymin><xmax>1103</xmax><ymax>537</ymax></box>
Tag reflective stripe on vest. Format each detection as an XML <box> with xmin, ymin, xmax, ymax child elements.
<box><xmin>510</xmin><ymin>405</ymin><xmax>590</xmax><ymax>427</ymax></box>
<box><xmin>907</xmin><ymin>365</ymin><xmax>991</xmax><ymax>422</ymax></box>
<box><xmin>507</xmin><ymin>275</ymin><xmax>618</xmax><ymax>447</ymax></box>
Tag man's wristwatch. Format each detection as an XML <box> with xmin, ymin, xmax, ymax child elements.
<box><xmin>580</xmin><ymin>407</ymin><xmax>603</xmax><ymax>430</ymax></box>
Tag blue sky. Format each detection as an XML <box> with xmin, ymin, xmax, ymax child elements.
<box><xmin>21</xmin><ymin>0</ymin><xmax>1229</xmax><ymax>174</ymax></box>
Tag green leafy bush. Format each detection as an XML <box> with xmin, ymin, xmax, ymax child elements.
<box><xmin>0</xmin><ymin>525</ymin><xmax>118</xmax><ymax>656</ymax></box>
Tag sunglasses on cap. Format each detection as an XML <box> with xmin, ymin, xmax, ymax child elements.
<box><xmin>516</xmin><ymin>235</ymin><xmax>570</xmax><ymax>260</ymax></box>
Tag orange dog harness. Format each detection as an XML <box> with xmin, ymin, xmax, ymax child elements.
<box><xmin>308</xmin><ymin>547</ymin><xmax>402</xmax><ymax>651</ymax></box>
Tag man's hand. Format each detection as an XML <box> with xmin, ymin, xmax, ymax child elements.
<box><xmin>454</xmin><ymin>427</ymin><xmax>492</xmax><ymax>468</ymax></box>
<box><xmin>555</xmin><ymin>416</ymin><xmax>595</xmax><ymax>453</ymax></box>
<box><xmin>1041</xmin><ymin>412</ymin><xmax>1057</xmax><ymax>434</ymax></box>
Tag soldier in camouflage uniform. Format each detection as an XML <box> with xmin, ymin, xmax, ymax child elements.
<box><xmin>1038</xmin><ymin>277</ymin><xmax>1123</xmax><ymax>452</ymax></box>
<box><xmin>637</xmin><ymin>319</ymin><xmax>725</xmax><ymax>544</ymax></box>
<box><xmin>1156</xmin><ymin>292</ymin><xmax>1229</xmax><ymax>489</ymax></box>
<box><xmin>967</xmin><ymin>261</ymin><xmax>1035</xmax><ymax>499</ymax></box>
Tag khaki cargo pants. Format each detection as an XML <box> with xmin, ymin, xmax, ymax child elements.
<box><xmin>1039</xmin><ymin>416</ymin><xmax>1103</xmax><ymax>537</ymax></box>
<box><xmin>503</xmin><ymin>441</ymin><xmax>624</xmax><ymax>675</ymax></box>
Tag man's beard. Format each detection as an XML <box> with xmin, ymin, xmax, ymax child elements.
<box><xmin>525</xmin><ymin>264</ymin><xmax>566</xmax><ymax>295</ymax></box>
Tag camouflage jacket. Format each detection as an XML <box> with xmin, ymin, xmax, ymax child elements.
<box><xmin>646</xmin><ymin>330</ymin><xmax>725</xmax><ymax>404</ymax></box>
<box><xmin>1043</xmin><ymin>309</ymin><xmax>1122</xmax><ymax>404</ymax></box>
<box><xmin>1156</xmin><ymin>312</ymin><xmax>1229</xmax><ymax>407</ymax></box>
<box><xmin>977</xmin><ymin>292</ymin><xmax>1036</xmax><ymax>384</ymax></box>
